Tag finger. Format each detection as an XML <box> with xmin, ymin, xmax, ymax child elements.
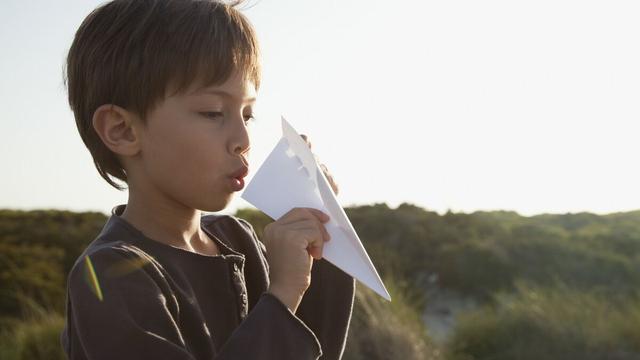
<box><xmin>279</xmin><ymin>207</ymin><xmax>330</xmax><ymax>224</ymax></box>
<box><xmin>307</xmin><ymin>236</ymin><xmax>325</xmax><ymax>260</ymax></box>
<box><xmin>320</xmin><ymin>164</ymin><xmax>339</xmax><ymax>195</ymax></box>
<box><xmin>287</xmin><ymin>227</ymin><xmax>325</xmax><ymax>251</ymax></box>
<box><xmin>308</xmin><ymin>245</ymin><xmax>323</xmax><ymax>260</ymax></box>
<box><xmin>315</xmin><ymin>219</ymin><xmax>330</xmax><ymax>242</ymax></box>
<box><xmin>300</xmin><ymin>134</ymin><xmax>312</xmax><ymax>149</ymax></box>
<box><xmin>328</xmin><ymin>176</ymin><xmax>339</xmax><ymax>195</ymax></box>
<box><xmin>321</xmin><ymin>221</ymin><xmax>331</xmax><ymax>242</ymax></box>
<box><xmin>288</xmin><ymin>219</ymin><xmax>331</xmax><ymax>243</ymax></box>
<box><xmin>324</xmin><ymin>172</ymin><xmax>338</xmax><ymax>193</ymax></box>
<box><xmin>279</xmin><ymin>209</ymin><xmax>328</xmax><ymax>226</ymax></box>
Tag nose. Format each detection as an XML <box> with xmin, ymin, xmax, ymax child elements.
<box><xmin>230</xmin><ymin>115</ymin><xmax>251</xmax><ymax>161</ymax></box>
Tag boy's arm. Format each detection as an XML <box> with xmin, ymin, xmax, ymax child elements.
<box><xmin>237</xmin><ymin>217</ymin><xmax>356</xmax><ymax>360</ymax></box>
<box><xmin>216</xmin><ymin>292</ymin><xmax>322</xmax><ymax>359</ymax></box>
<box><xmin>66</xmin><ymin>246</ymin><xmax>324</xmax><ymax>360</ymax></box>
<box><xmin>65</xmin><ymin>247</ymin><xmax>195</xmax><ymax>360</ymax></box>
<box><xmin>295</xmin><ymin>259</ymin><xmax>356</xmax><ymax>360</ymax></box>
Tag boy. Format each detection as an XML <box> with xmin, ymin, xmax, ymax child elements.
<box><xmin>60</xmin><ymin>0</ymin><xmax>355</xmax><ymax>359</ymax></box>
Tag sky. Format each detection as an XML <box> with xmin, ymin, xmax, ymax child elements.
<box><xmin>1</xmin><ymin>0</ymin><xmax>639</xmax><ymax>217</ymax></box>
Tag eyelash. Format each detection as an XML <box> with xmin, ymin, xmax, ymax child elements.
<box><xmin>200</xmin><ymin>112</ymin><xmax>255</xmax><ymax>124</ymax></box>
<box><xmin>244</xmin><ymin>114</ymin><xmax>256</xmax><ymax>123</ymax></box>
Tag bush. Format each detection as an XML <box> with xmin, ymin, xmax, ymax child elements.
<box><xmin>0</xmin><ymin>243</ymin><xmax>65</xmax><ymax>318</ymax></box>
<box><xmin>447</xmin><ymin>283</ymin><xmax>640</xmax><ymax>360</ymax></box>
<box><xmin>343</xmin><ymin>276</ymin><xmax>441</xmax><ymax>360</ymax></box>
<box><xmin>0</xmin><ymin>310</ymin><xmax>65</xmax><ymax>360</ymax></box>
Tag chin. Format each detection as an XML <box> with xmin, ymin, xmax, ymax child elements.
<box><xmin>200</xmin><ymin>194</ymin><xmax>233</xmax><ymax>213</ymax></box>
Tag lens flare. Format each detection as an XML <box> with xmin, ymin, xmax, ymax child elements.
<box><xmin>84</xmin><ymin>255</ymin><xmax>103</xmax><ymax>301</ymax></box>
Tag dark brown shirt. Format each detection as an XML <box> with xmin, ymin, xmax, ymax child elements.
<box><xmin>61</xmin><ymin>205</ymin><xmax>355</xmax><ymax>359</ymax></box>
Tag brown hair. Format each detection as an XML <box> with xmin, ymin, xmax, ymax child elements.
<box><xmin>64</xmin><ymin>0</ymin><xmax>261</xmax><ymax>190</ymax></box>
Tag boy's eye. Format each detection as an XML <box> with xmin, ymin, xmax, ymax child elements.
<box><xmin>200</xmin><ymin>111</ymin><xmax>224</xmax><ymax>120</ymax></box>
<box><xmin>200</xmin><ymin>111</ymin><xmax>255</xmax><ymax>125</ymax></box>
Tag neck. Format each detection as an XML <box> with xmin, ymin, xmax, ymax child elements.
<box><xmin>120</xmin><ymin>183</ymin><xmax>207</xmax><ymax>249</ymax></box>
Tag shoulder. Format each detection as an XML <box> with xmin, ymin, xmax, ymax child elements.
<box><xmin>75</xmin><ymin>231</ymin><xmax>155</xmax><ymax>269</ymax></box>
<box><xmin>68</xmin><ymin>213</ymin><xmax>158</xmax><ymax>274</ymax></box>
<box><xmin>68</xmin><ymin>239</ymin><xmax>148</xmax><ymax>275</ymax></box>
<box><xmin>67</xmin><ymin>235</ymin><xmax>164</xmax><ymax>296</ymax></box>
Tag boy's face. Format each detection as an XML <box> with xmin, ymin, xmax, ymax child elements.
<box><xmin>130</xmin><ymin>71</ymin><xmax>256</xmax><ymax>212</ymax></box>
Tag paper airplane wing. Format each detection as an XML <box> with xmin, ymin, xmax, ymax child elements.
<box><xmin>241</xmin><ymin>117</ymin><xmax>391</xmax><ymax>301</ymax></box>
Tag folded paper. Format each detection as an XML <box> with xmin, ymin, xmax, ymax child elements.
<box><xmin>241</xmin><ymin>117</ymin><xmax>391</xmax><ymax>301</ymax></box>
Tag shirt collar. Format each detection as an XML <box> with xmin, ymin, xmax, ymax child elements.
<box><xmin>107</xmin><ymin>204</ymin><xmax>244</xmax><ymax>259</ymax></box>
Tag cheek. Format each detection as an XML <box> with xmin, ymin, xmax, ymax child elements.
<box><xmin>148</xmin><ymin>112</ymin><xmax>231</xmax><ymax>178</ymax></box>
<box><xmin>142</xmin><ymin>121</ymin><xmax>188</xmax><ymax>175</ymax></box>
<box><xmin>148</xmin><ymin>128</ymin><xmax>228</xmax><ymax>187</ymax></box>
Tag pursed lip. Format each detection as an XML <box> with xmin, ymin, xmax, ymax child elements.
<box><xmin>229</xmin><ymin>166</ymin><xmax>249</xmax><ymax>180</ymax></box>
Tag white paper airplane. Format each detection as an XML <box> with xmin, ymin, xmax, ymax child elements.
<box><xmin>241</xmin><ymin>117</ymin><xmax>391</xmax><ymax>301</ymax></box>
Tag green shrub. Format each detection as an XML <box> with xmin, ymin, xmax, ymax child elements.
<box><xmin>343</xmin><ymin>276</ymin><xmax>441</xmax><ymax>360</ymax></box>
<box><xmin>447</xmin><ymin>283</ymin><xmax>640</xmax><ymax>360</ymax></box>
<box><xmin>0</xmin><ymin>311</ymin><xmax>65</xmax><ymax>360</ymax></box>
<box><xmin>0</xmin><ymin>243</ymin><xmax>66</xmax><ymax>318</ymax></box>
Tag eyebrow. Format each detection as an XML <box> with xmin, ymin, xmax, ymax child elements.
<box><xmin>192</xmin><ymin>88</ymin><xmax>256</xmax><ymax>103</ymax></box>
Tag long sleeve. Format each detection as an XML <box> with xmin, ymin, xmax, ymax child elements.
<box><xmin>295</xmin><ymin>259</ymin><xmax>356</xmax><ymax>360</ymax></box>
<box><xmin>233</xmin><ymin>217</ymin><xmax>357</xmax><ymax>360</ymax></box>
<box><xmin>63</xmin><ymin>246</ymin><xmax>323</xmax><ymax>360</ymax></box>
<box><xmin>216</xmin><ymin>292</ymin><xmax>321</xmax><ymax>359</ymax></box>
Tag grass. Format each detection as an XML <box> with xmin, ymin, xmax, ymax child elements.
<box><xmin>343</xmin><ymin>275</ymin><xmax>442</xmax><ymax>360</ymax></box>
<box><xmin>447</xmin><ymin>282</ymin><xmax>640</xmax><ymax>360</ymax></box>
<box><xmin>0</xmin><ymin>306</ymin><xmax>65</xmax><ymax>360</ymax></box>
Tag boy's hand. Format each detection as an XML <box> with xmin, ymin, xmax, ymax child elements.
<box><xmin>300</xmin><ymin>134</ymin><xmax>339</xmax><ymax>196</ymax></box>
<box><xmin>264</xmin><ymin>207</ymin><xmax>331</xmax><ymax>313</ymax></box>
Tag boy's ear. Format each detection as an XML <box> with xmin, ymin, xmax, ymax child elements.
<box><xmin>92</xmin><ymin>104</ymin><xmax>142</xmax><ymax>157</ymax></box>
